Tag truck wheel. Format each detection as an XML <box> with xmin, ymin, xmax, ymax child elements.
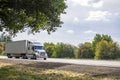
<box><xmin>22</xmin><ymin>54</ymin><xmax>28</xmax><ymax>59</ymax></box>
<box><xmin>44</xmin><ymin>58</ymin><xmax>46</xmax><ymax>60</ymax></box>
<box><xmin>7</xmin><ymin>54</ymin><xmax>12</xmax><ymax>58</ymax></box>
<box><xmin>32</xmin><ymin>54</ymin><xmax>37</xmax><ymax>60</ymax></box>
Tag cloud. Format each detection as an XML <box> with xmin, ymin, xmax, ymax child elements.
<box><xmin>85</xmin><ymin>11</ymin><xmax>111</xmax><ymax>21</ymax></box>
<box><xmin>73</xmin><ymin>17</ymin><xmax>79</xmax><ymax>23</ymax></box>
<box><xmin>66</xmin><ymin>30</ymin><xmax>74</xmax><ymax>34</ymax></box>
<box><xmin>91</xmin><ymin>0</ymin><xmax>103</xmax><ymax>8</ymax></box>
<box><xmin>71</xmin><ymin>0</ymin><xmax>103</xmax><ymax>8</ymax></box>
<box><xmin>84</xmin><ymin>30</ymin><xmax>97</xmax><ymax>34</ymax></box>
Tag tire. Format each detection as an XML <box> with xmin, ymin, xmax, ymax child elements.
<box><xmin>44</xmin><ymin>58</ymin><xmax>46</xmax><ymax>60</ymax></box>
<box><xmin>15</xmin><ymin>57</ymin><xmax>20</xmax><ymax>58</ymax></box>
<box><xmin>22</xmin><ymin>54</ymin><xmax>28</xmax><ymax>59</ymax></box>
<box><xmin>7</xmin><ymin>54</ymin><xmax>12</xmax><ymax>58</ymax></box>
<box><xmin>32</xmin><ymin>54</ymin><xmax>37</xmax><ymax>60</ymax></box>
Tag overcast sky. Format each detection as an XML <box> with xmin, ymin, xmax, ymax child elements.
<box><xmin>13</xmin><ymin>0</ymin><xmax>120</xmax><ymax>46</ymax></box>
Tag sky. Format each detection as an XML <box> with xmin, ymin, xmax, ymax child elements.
<box><xmin>12</xmin><ymin>0</ymin><xmax>120</xmax><ymax>46</ymax></box>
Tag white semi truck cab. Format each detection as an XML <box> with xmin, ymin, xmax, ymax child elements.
<box><xmin>5</xmin><ymin>40</ymin><xmax>48</xmax><ymax>60</ymax></box>
<box><xmin>32</xmin><ymin>42</ymin><xmax>48</xmax><ymax>60</ymax></box>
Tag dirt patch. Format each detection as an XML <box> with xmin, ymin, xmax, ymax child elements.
<box><xmin>0</xmin><ymin>59</ymin><xmax>120</xmax><ymax>79</ymax></box>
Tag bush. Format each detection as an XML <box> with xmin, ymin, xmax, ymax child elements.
<box><xmin>52</xmin><ymin>43</ymin><xmax>75</xmax><ymax>58</ymax></box>
<box><xmin>0</xmin><ymin>42</ymin><xmax>5</xmax><ymax>55</ymax></box>
<box><xmin>95</xmin><ymin>40</ymin><xmax>120</xmax><ymax>60</ymax></box>
<box><xmin>76</xmin><ymin>42</ymin><xmax>94</xmax><ymax>59</ymax></box>
<box><xmin>44</xmin><ymin>42</ymin><xmax>55</xmax><ymax>58</ymax></box>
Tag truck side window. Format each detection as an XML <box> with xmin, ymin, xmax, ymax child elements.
<box><xmin>32</xmin><ymin>46</ymin><xmax>34</xmax><ymax>51</ymax></box>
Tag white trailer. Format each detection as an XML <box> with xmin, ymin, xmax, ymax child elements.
<box><xmin>5</xmin><ymin>40</ymin><xmax>47</xmax><ymax>60</ymax></box>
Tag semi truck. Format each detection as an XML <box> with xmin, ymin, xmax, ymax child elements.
<box><xmin>5</xmin><ymin>40</ymin><xmax>48</xmax><ymax>60</ymax></box>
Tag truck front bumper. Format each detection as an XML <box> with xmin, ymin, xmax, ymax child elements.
<box><xmin>36</xmin><ymin>53</ymin><xmax>48</xmax><ymax>58</ymax></box>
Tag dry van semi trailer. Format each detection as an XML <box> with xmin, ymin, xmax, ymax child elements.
<box><xmin>5</xmin><ymin>40</ymin><xmax>48</xmax><ymax>60</ymax></box>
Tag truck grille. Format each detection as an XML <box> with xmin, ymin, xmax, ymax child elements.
<box><xmin>40</xmin><ymin>52</ymin><xmax>45</xmax><ymax>56</ymax></box>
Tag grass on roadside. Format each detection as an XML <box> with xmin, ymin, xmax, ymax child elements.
<box><xmin>0</xmin><ymin>62</ymin><xmax>117</xmax><ymax>80</ymax></box>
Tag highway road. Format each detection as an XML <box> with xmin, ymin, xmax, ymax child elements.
<box><xmin>0</xmin><ymin>56</ymin><xmax>120</xmax><ymax>68</ymax></box>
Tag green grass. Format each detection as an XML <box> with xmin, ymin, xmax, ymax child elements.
<box><xmin>0</xmin><ymin>62</ymin><xmax>117</xmax><ymax>80</ymax></box>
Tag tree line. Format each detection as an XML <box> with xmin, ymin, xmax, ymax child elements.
<box><xmin>44</xmin><ymin>34</ymin><xmax>120</xmax><ymax>60</ymax></box>
<box><xmin>0</xmin><ymin>34</ymin><xmax>120</xmax><ymax>60</ymax></box>
<box><xmin>44</xmin><ymin>42</ymin><xmax>75</xmax><ymax>58</ymax></box>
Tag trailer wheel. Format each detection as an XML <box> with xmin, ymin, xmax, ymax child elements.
<box><xmin>15</xmin><ymin>57</ymin><xmax>20</xmax><ymax>59</ymax></box>
<box><xmin>32</xmin><ymin>54</ymin><xmax>37</xmax><ymax>60</ymax></box>
<box><xmin>22</xmin><ymin>54</ymin><xmax>28</xmax><ymax>59</ymax></box>
<box><xmin>7</xmin><ymin>54</ymin><xmax>12</xmax><ymax>58</ymax></box>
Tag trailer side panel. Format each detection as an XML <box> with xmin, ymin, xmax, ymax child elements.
<box><xmin>5</xmin><ymin>40</ymin><xmax>27</xmax><ymax>54</ymax></box>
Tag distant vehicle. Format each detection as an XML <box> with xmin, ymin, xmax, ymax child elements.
<box><xmin>5</xmin><ymin>40</ymin><xmax>47</xmax><ymax>60</ymax></box>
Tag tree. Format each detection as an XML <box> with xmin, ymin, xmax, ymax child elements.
<box><xmin>92</xmin><ymin>34</ymin><xmax>102</xmax><ymax>52</ymax></box>
<box><xmin>0</xmin><ymin>0</ymin><xmax>67</xmax><ymax>35</ymax></box>
<box><xmin>0</xmin><ymin>34</ymin><xmax>12</xmax><ymax>42</ymax></box>
<box><xmin>108</xmin><ymin>42</ymin><xmax>120</xmax><ymax>59</ymax></box>
<box><xmin>0</xmin><ymin>34</ymin><xmax>12</xmax><ymax>55</ymax></box>
<box><xmin>76</xmin><ymin>42</ymin><xmax>94</xmax><ymax>59</ymax></box>
<box><xmin>52</xmin><ymin>43</ymin><xmax>75</xmax><ymax>58</ymax></box>
<box><xmin>95</xmin><ymin>40</ymin><xmax>120</xmax><ymax>59</ymax></box>
<box><xmin>92</xmin><ymin>34</ymin><xmax>113</xmax><ymax>52</ymax></box>
<box><xmin>44</xmin><ymin>42</ymin><xmax>55</xmax><ymax>57</ymax></box>
<box><xmin>0</xmin><ymin>42</ymin><xmax>5</xmax><ymax>55</ymax></box>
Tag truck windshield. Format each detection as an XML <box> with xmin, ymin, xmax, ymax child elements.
<box><xmin>34</xmin><ymin>46</ymin><xmax>43</xmax><ymax>50</ymax></box>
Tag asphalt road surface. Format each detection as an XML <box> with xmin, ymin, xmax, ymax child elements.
<box><xmin>0</xmin><ymin>56</ymin><xmax>120</xmax><ymax>67</ymax></box>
